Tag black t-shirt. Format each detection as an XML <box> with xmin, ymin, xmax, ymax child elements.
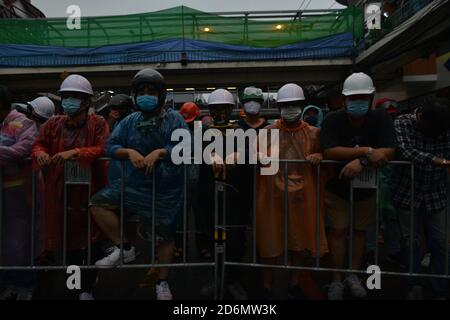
<box><xmin>320</xmin><ymin>108</ymin><xmax>397</xmax><ymax>200</ymax></box>
<box><xmin>197</xmin><ymin>123</ymin><xmax>248</xmax><ymax>227</ymax></box>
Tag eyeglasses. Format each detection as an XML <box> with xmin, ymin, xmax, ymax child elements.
<box><xmin>243</xmin><ymin>87</ymin><xmax>263</xmax><ymax>96</ymax></box>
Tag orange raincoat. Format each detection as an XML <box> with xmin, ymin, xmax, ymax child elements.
<box><xmin>256</xmin><ymin>119</ymin><xmax>328</xmax><ymax>258</ymax></box>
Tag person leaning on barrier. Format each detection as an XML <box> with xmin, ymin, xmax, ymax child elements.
<box><xmin>365</xmin><ymin>98</ymin><xmax>402</xmax><ymax>267</ymax></box>
<box><xmin>231</xmin><ymin>86</ymin><xmax>269</xmax><ymax>299</ymax></box>
<box><xmin>31</xmin><ymin>75</ymin><xmax>110</xmax><ymax>301</ymax></box>
<box><xmin>0</xmin><ymin>85</ymin><xmax>39</xmax><ymax>300</ymax></box>
<box><xmin>235</xmin><ymin>86</ymin><xmax>268</xmax><ymax>236</ymax></box>
<box><xmin>390</xmin><ymin>98</ymin><xmax>450</xmax><ymax>300</ymax></box>
<box><xmin>89</xmin><ymin>68</ymin><xmax>187</xmax><ymax>301</ymax></box>
<box><xmin>255</xmin><ymin>83</ymin><xmax>328</xmax><ymax>300</ymax></box>
<box><xmin>320</xmin><ymin>72</ymin><xmax>396</xmax><ymax>300</ymax></box>
<box><xmin>196</xmin><ymin>89</ymin><xmax>250</xmax><ymax>300</ymax></box>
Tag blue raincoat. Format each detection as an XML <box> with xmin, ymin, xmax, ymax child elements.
<box><xmin>301</xmin><ymin>105</ymin><xmax>324</xmax><ymax>128</ymax></box>
<box><xmin>98</xmin><ymin>109</ymin><xmax>188</xmax><ymax>225</ymax></box>
<box><xmin>107</xmin><ymin>120</ymin><xmax>127</xmax><ymax>184</ymax></box>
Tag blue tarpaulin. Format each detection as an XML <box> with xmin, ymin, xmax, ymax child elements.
<box><xmin>0</xmin><ymin>32</ymin><xmax>354</xmax><ymax>68</ymax></box>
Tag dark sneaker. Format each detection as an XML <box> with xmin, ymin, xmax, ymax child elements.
<box><xmin>288</xmin><ymin>285</ymin><xmax>305</xmax><ymax>300</ymax></box>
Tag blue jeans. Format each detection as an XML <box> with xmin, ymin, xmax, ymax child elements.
<box><xmin>397</xmin><ymin>206</ymin><xmax>450</xmax><ymax>297</ymax></box>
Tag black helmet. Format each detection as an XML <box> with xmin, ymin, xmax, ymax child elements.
<box><xmin>131</xmin><ymin>68</ymin><xmax>167</xmax><ymax>109</ymax></box>
<box><xmin>108</xmin><ymin>94</ymin><xmax>133</xmax><ymax>110</ymax></box>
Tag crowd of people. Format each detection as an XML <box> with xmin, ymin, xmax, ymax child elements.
<box><xmin>0</xmin><ymin>68</ymin><xmax>449</xmax><ymax>300</ymax></box>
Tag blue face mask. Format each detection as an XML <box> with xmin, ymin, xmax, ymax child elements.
<box><xmin>346</xmin><ymin>100</ymin><xmax>370</xmax><ymax>118</ymax></box>
<box><xmin>137</xmin><ymin>95</ymin><xmax>159</xmax><ymax>112</ymax></box>
<box><xmin>62</xmin><ymin>97</ymin><xmax>83</xmax><ymax>116</ymax></box>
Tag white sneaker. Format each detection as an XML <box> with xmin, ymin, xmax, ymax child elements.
<box><xmin>95</xmin><ymin>246</ymin><xmax>136</xmax><ymax>266</ymax></box>
<box><xmin>156</xmin><ymin>281</ymin><xmax>173</xmax><ymax>300</ymax></box>
<box><xmin>79</xmin><ymin>292</ymin><xmax>95</xmax><ymax>300</ymax></box>
<box><xmin>328</xmin><ymin>281</ymin><xmax>344</xmax><ymax>300</ymax></box>
<box><xmin>227</xmin><ymin>282</ymin><xmax>248</xmax><ymax>300</ymax></box>
<box><xmin>421</xmin><ymin>253</ymin><xmax>431</xmax><ymax>268</ymax></box>
<box><xmin>345</xmin><ymin>274</ymin><xmax>367</xmax><ymax>298</ymax></box>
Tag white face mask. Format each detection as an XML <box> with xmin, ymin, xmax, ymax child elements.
<box><xmin>280</xmin><ymin>106</ymin><xmax>301</xmax><ymax>122</ymax></box>
<box><xmin>243</xmin><ymin>101</ymin><xmax>261</xmax><ymax>115</ymax></box>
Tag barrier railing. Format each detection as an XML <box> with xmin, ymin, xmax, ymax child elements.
<box><xmin>215</xmin><ymin>159</ymin><xmax>449</xmax><ymax>298</ymax></box>
<box><xmin>0</xmin><ymin>159</ymin><xmax>449</xmax><ymax>299</ymax></box>
<box><xmin>0</xmin><ymin>159</ymin><xmax>217</xmax><ymax>297</ymax></box>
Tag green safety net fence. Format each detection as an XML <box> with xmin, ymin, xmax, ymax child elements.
<box><xmin>0</xmin><ymin>6</ymin><xmax>363</xmax><ymax>48</ymax></box>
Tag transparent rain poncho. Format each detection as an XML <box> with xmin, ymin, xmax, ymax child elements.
<box><xmin>98</xmin><ymin>109</ymin><xmax>188</xmax><ymax>226</ymax></box>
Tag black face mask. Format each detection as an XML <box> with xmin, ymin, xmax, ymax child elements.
<box><xmin>304</xmin><ymin>115</ymin><xmax>318</xmax><ymax>126</ymax></box>
<box><xmin>209</xmin><ymin>106</ymin><xmax>231</xmax><ymax>126</ymax></box>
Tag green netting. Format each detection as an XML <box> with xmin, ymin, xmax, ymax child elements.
<box><xmin>0</xmin><ymin>6</ymin><xmax>363</xmax><ymax>48</ymax></box>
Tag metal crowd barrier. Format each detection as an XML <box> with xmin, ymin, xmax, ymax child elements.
<box><xmin>0</xmin><ymin>159</ymin><xmax>449</xmax><ymax>299</ymax></box>
<box><xmin>216</xmin><ymin>159</ymin><xmax>450</xmax><ymax>298</ymax></box>
<box><xmin>0</xmin><ymin>159</ymin><xmax>215</xmax><ymax>279</ymax></box>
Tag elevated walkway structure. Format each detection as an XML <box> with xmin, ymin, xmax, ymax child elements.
<box><xmin>0</xmin><ymin>6</ymin><xmax>362</xmax><ymax>92</ymax></box>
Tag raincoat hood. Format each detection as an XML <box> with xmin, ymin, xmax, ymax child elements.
<box><xmin>301</xmin><ymin>105</ymin><xmax>324</xmax><ymax>128</ymax></box>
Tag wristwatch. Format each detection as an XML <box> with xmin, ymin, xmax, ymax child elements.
<box><xmin>359</xmin><ymin>157</ymin><xmax>369</xmax><ymax>167</ymax></box>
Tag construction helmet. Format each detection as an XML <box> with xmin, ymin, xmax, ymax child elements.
<box><xmin>277</xmin><ymin>83</ymin><xmax>305</xmax><ymax>103</ymax></box>
<box><xmin>242</xmin><ymin>86</ymin><xmax>264</xmax><ymax>104</ymax></box>
<box><xmin>29</xmin><ymin>97</ymin><xmax>55</xmax><ymax>120</ymax></box>
<box><xmin>108</xmin><ymin>94</ymin><xmax>133</xmax><ymax>110</ymax></box>
<box><xmin>179</xmin><ymin>102</ymin><xmax>201</xmax><ymax>123</ymax></box>
<box><xmin>13</xmin><ymin>103</ymin><xmax>31</xmax><ymax>116</ymax></box>
<box><xmin>59</xmin><ymin>74</ymin><xmax>94</xmax><ymax>96</ymax></box>
<box><xmin>207</xmin><ymin>89</ymin><xmax>235</xmax><ymax>106</ymax></box>
<box><xmin>342</xmin><ymin>72</ymin><xmax>375</xmax><ymax>96</ymax></box>
<box><xmin>207</xmin><ymin>89</ymin><xmax>234</xmax><ymax>126</ymax></box>
<box><xmin>131</xmin><ymin>68</ymin><xmax>166</xmax><ymax>109</ymax></box>
<box><xmin>374</xmin><ymin>98</ymin><xmax>399</xmax><ymax>116</ymax></box>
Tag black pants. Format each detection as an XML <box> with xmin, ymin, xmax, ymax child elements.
<box><xmin>196</xmin><ymin>165</ymin><xmax>251</xmax><ymax>283</ymax></box>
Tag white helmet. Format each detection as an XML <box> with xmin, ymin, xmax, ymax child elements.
<box><xmin>12</xmin><ymin>103</ymin><xmax>28</xmax><ymax>113</ymax></box>
<box><xmin>29</xmin><ymin>97</ymin><xmax>55</xmax><ymax>120</ymax></box>
<box><xmin>59</xmin><ymin>74</ymin><xmax>94</xmax><ymax>96</ymax></box>
<box><xmin>342</xmin><ymin>72</ymin><xmax>375</xmax><ymax>96</ymax></box>
<box><xmin>208</xmin><ymin>89</ymin><xmax>235</xmax><ymax>106</ymax></box>
<box><xmin>277</xmin><ymin>83</ymin><xmax>305</xmax><ymax>103</ymax></box>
